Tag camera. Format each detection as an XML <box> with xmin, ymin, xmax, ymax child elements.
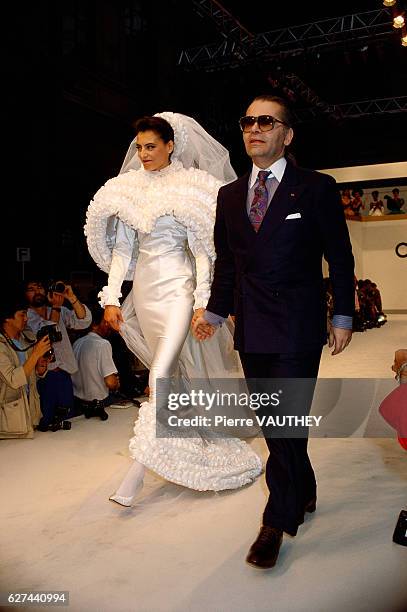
<box><xmin>36</xmin><ymin>324</ymin><xmax>63</xmax><ymax>360</ymax></box>
<box><xmin>49</xmin><ymin>281</ymin><xmax>66</xmax><ymax>294</ymax></box>
<box><xmin>37</xmin><ymin>323</ymin><xmax>63</xmax><ymax>344</ymax></box>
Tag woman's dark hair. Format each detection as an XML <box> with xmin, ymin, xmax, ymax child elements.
<box><xmin>134</xmin><ymin>116</ymin><xmax>174</xmax><ymax>143</ymax></box>
<box><xmin>88</xmin><ymin>303</ymin><xmax>106</xmax><ymax>327</ymax></box>
<box><xmin>0</xmin><ymin>290</ymin><xmax>27</xmax><ymax>328</ymax></box>
<box><xmin>251</xmin><ymin>94</ymin><xmax>294</xmax><ymax>128</ymax></box>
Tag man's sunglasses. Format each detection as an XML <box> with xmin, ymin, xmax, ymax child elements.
<box><xmin>239</xmin><ymin>115</ymin><xmax>289</xmax><ymax>132</ymax></box>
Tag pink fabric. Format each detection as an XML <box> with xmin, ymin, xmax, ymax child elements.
<box><xmin>379</xmin><ymin>384</ymin><xmax>407</xmax><ymax>442</ymax></box>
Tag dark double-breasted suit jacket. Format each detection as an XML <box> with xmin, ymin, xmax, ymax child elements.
<box><xmin>206</xmin><ymin>159</ymin><xmax>355</xmax><ymax>354</ymax></box>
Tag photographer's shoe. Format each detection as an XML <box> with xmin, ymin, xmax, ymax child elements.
<box><xmin>97</xmin><ymin>408</ymin><xmax>109</xmax><ymax>421</ymax></box>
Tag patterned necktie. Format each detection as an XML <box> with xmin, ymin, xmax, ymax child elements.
<box><xmin>249</xmin><ymin>170</ymin><xmax>271</xmax><ymax>232</ymax></box>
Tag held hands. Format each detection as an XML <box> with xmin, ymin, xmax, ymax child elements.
<box><xmin>328</xmin><ymin>324</ymin><xmax>352</xmax><ymax>356</ymax></box>
<box><xmin>191</xmin><ymin>308</ymin><xmax>216</xmax><ymax>341</ymax></box>
<box><xmin>191</xmin><ymin>308</ymin><xmax>205</xmax><ymax>328</ymax></box>
<box><xmin>104</xmin><ymin>305</ymin><xmax>123</xmax><ymax>332</ymax></box>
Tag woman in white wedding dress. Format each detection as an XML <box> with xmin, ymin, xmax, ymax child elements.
<box><xmin>85</xmin><ymin>112</ymin><xmax>262</xmax><ymax>506</ymax></box>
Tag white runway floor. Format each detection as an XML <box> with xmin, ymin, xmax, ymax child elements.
<box><xmin>1</xmin><ymin>316</ymin><xmax>406</xmax><ymax>612</ymax></box>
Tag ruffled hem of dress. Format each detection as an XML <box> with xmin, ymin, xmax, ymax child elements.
<box><xmin>128</xmin><ymin>400</ymin><xmax>263</xmax><ymax>491</ymax></box>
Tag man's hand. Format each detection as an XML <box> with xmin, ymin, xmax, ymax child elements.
<box><xmin>62</xmin><ymin>283</ymin><xmax>86</xmax><ymax>318</ymax></box>
<box><xmin>192</xmin><ymin>314</ymin><xmax>216</xmax><ymax>341</ymax></box>
<box><xmin>104</xmin><ymin>305</ymin><xmax>123</xmax><ymax>332</ymax></box>
<box><xmin>191</xmin><ymin>308</ymin><xmax>205</xmax><ymax>328</ymax></box>
<box><xmin>35</xmin><ymin>355</ymin><xmax>50</xmax><ymax>376</ymax></box>
<box><xmin>105</xmin><ymin>372</ymin><xmax>120</xmax><ymax>391</ymax></box>
<box><xmin>328</xmin><ymin>326</ymin><xmax>352</xmax><ymax>356</ymax></box>
<box><xmin>63</xmin><ymin>284</ymin><xmax>77</xmax><ymax>303</ymax></box>
<box><xmin>48</xmin><ymin>290</ymin><xmax>65</xmax><ymax>309</ymax></box>
<box><xmin>33</xmin><ymin>336</ymin><xmax>52</xmax><ymax>361</ymax></box>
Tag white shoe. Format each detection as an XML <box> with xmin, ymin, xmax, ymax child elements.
<box><xmin>109</xmin><ymin>481</ymin><xmax>143</xmax><ymax>507</ymax></box>
<box><xmin>109</xmin><ymin>494</ymin><xmax>134</xmax><ymax>507</ymax></box>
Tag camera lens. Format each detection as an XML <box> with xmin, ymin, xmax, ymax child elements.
<box><xmin>54</xmin><ymin>282</ymin><xmax>65</xmax><ymax>293</ymax></box>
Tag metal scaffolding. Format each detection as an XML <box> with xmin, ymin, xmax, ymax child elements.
<box><xmin>178</xmin><ymin>9</ymin><xmax>394</xmax><ymax>69</ymax></box>
<box><xmin>293</xmin><ymin>96</ymin><xmax>407</xmax><ymax>122</ymax></box>
<box><xmin>180</xmin><ymin>4</ymin><xmax>406</xmax><ymax>122</ymax></box>
<box><xmin>190</xmin><ymin>0</ymin><xmax>254</xmax><ymax>43</ymax></box>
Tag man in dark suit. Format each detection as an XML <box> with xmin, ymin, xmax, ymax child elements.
<box><xmin>193</xmin><ymin>95</ymin><xmax>355</xmax><ymax>569</ymax></box>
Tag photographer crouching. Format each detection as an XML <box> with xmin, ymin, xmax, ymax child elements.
<box><xmin>0</xmin><ymin>291</ymin><xmax>51</xmax><ymax>439</ymax></box>
<box><xmin>24</xmin><ymin>279</ymin><xmax>92</xmax><ymax>431</ymax></box>
<box><xmin>72</xmin><ymin>305</ymin><xmax>120</xmax><ymax>421</ymax></box>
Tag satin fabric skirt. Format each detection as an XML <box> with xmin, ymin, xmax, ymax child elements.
<box><xmin>120</xmin><ymin>216</ymin><xmax>262</xmax><ymax>491</ymax></box>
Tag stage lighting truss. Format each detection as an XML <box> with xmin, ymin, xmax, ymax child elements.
<box><xmin>178</xmin><ymin>9</ymin><xmax>395</xmax><ymax>69</ymax></box>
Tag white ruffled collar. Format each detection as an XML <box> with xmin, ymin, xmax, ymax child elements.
<box><xmin>138</xmin><ymin>159</ymin><xmax>183</xmax><ymax>179</ymax></box>
<box><xmin>85</xmin><ymin>164</ymin><xmax>222</xmax><ymax>281</ymax></box>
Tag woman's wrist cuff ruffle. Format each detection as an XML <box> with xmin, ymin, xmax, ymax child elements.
<box><xmin>98</xmin><ymin>286</ymin><xmax>121</xmax><ymax>308</ymax></box>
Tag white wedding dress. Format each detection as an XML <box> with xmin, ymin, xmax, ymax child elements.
<box><xmin>85</xmin><ymin>161</ymin><xmax>262</xmax><ymax>491</ymax></box>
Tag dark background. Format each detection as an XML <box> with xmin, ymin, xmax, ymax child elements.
<box><xmin>3</xmin><ymin>0</ymin><xmax>406</xmax><ymax>289</ymax></box>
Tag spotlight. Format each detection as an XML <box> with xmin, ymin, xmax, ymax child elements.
<box><xmin>393</xmin><ymin>15</ymin><xmax>405</xmax><ymax>28</ymax></box>
<box><xmin>383</xmin><ymin>0</ymin><xmax>396</xmax><ymax>5</ymax></box>
<box><xmin>402</xmin><ymin>34</ymin><xmax>407</xmax><ymax>46</ymax></box>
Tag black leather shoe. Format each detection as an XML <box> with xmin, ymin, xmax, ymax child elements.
<box><xmin>84</xmin><ymin>407</ymin><xmax>94</xmax><ymax>419</ymax></box>
<box><xmin>97</xmin><ymin>408</ymin><xmax>109</xmax><ymax>421</ymax></box>
<box><xmin>304</xmin><ymin>497</ymin><xmax>316</xmax><ymax>514</ymax></box>
<box><xmin>246</xmin><ymin>526</ymin><xmax>283</xmax><ymax>569</ymax></box>
<box><xmin>298</xmin><ymin>497</ymin><xmax>317</xmax><ymax>525</ymax></box>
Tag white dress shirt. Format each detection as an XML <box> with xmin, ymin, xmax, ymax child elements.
<box><xmin>27</xmin><ymin>305</ymin><xmax>92</xmax><ymax>374</ymax></box>
<box><xmin>72</xmin><ymin>332</ymin><xmax>117</xmax><ymax>401</ymax></box>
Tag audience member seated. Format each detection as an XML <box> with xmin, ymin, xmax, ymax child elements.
<box><xmin>354</xmin><ymin>279</ymin><xmax>387</xmax><ymax>331</ymax></box>
<box><xmin>71</xmin><ymin>305</ymin><xmax>119</xmax><ymax>421</ymax></box>
<box><xmin>379</xmin><ymin>349</ymin><xmax>407</xmax><ymax>449</ymax></box>
<box><xmin>384</xmin><ymin>188</ymin><xmax>405</xmax><ymax>214</ymax></box>
<box><xmin>324</xmin><ymin>277</ymin><xmax>387</xmax><ymax>332</ymax></box>
<box><xmin>24</xmin><ymin>279</ymin><xmax>91</xmax><ymax>431</ymax></box>
<box><xmin>341</xmin><ymin>188</ymin><xmax>353</xmax><ymax>218</ymax></box>
<box><xmin>350</xmin><ymin>188</ymin><xmax>364</xmax><ymax>215</ymax></box>
<box><xmin>378</xmin><ymin>349</ymin><xmax>407</xmax><ymax>547</ymax></box>
<box><xmin>368</xmin><ymin>190</ymin><xmax>384</xmax><ymax>216</ymax></box>
<box><xmin>0</xmin><ymin>291</ymin><xmax>51</xmax><ymax>438</ymax></box>
<box><xmin>108</xmin><ymin>330</ymin><xmax>148</xmax><ymax>400</ymax></box>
